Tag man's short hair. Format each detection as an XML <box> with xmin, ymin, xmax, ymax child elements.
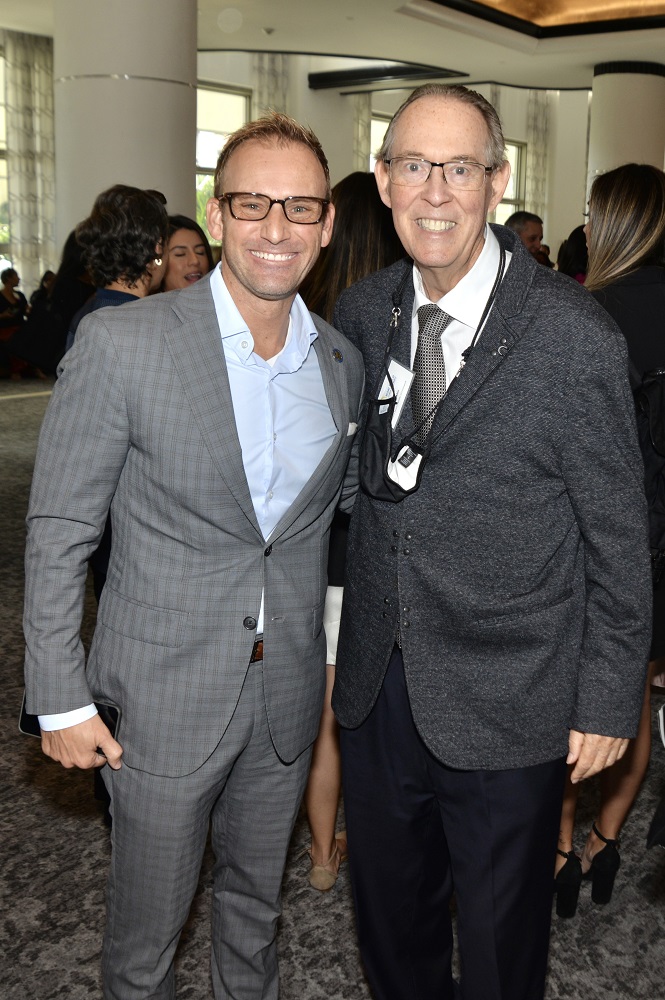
<box><xmin>377</xmin><ymin>84</ymin><xmax>507</xmax><ymax>170</ymax></box>
<box><xmin>504</xmin><ymin>211</ymin><xmax>543</xmax><ymax>234</ymax></box>
<box><xmin>214</xmin><ymin>111</ymin><xmax>331</xmax><ymax>199</ymax></box>
<box><xmin>1</xmin><ymin>268</ymin><xmax>17</xmax><ymax>283</ymax></box>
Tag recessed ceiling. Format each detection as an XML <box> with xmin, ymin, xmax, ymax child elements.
<box><xmin>439</xmin><ymin>0</ymin><xmax>665</xmax><ymax>32</ymax></box>
<box><xmin>3</xmin><ymin>0</ymin><xmax>665</xmax><ymax>91</ymax></box>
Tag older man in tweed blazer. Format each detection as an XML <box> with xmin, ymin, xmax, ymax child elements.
<box><xmin>332</xmin><ymin>85</ymin><xmax>651</xmax><ymax>1000</ymax></box>
<box><xmin>23</xmin><ymin>113</ymin><xmax>363</xmax><ymax>1000</ymax></box>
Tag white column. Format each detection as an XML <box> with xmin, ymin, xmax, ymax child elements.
<box><xmin>588</xmin><ymin>62</ymin><xmax>665</xmax><ymax>196</ymax></box>
<box><xmin>53</xmin><ymin>0</ymin><xmax>197</xmax><ymax>246</ymax></box>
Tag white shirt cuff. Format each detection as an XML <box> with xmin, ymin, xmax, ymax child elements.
<box><xmin>38</xmin><ymin>704</ymin><xmax>98</xmax><ymax>731</ymax></box>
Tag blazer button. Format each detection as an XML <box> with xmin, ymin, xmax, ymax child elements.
<box><xmin>392</xmin><ymin>530</ymin><xmax>399</xmax><ymax>538</ymax></box>
<box><xmin>264</xmin><ymin>545</ymin><xmax>272</xmax><ymax>556</ymax></box>
<box><xmin>403</xmin><ymin>548</ymin><xmax>410</xmax><ymax>555</ymax></box>
<box><xmin>402</xmin><ymin>620</ymin><xmax>410</xmax><ymax>628</ymax></box>
<box><xmin>404</xmin><ymin>532</ymin><xmax>412</xmax><ymax>540</ymax></box>
<box><xmin>243</xmin><ymin>616</ymin><xmax>257</xmax><ymax>630</ymax></box>
<box><xmin>391</xmin><ymin>545</ymin><xmax>397</xmax><ymax>552</ymax></box>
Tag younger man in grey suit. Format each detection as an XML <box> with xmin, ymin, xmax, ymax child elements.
<box><xmin>332</xmin><ymin>85</ymin><xmax>651</xmax><ymax>1000</ymax></box>
<box><xmin>23</xmin><ymin>113</ymin><xmax>363</xmax><ymax>999</ymax></box>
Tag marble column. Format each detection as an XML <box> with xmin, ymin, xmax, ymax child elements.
<box><xmin>588</xmin><ymin>61</ymin><xmax>665</xmax><ymax>197</ymax></box>
<box><xmin>53</xmin><ymin>0</ymin><xmax>197</xmax><ymax>245</ymax></box>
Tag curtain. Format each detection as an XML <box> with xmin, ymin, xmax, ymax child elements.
<box><xmin>352</xmin><ymin>93</ymin><xmax>371</xmax><ymax>172</ymax></box>
<box><xmin>252</xmin><ymin>53</ymin><xmax>290</xmax><ymax>116</ymax></box>
<box><xmin>525</xmin><ymin>89</ymin><xmax>550</xmax><ymax>219</ymax></box>
<box><xmin>3</xmin><ymin>30</ymin><xmax>56</xmax><ymax>292</ymax></box>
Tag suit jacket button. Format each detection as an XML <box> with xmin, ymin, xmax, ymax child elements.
<box><xmin>391</xmin><ymin>545</ymin><xmax>397</xmax><ymax>552</ymax></box>
<box><xmin>402</xmin><ymin>620</ymin><xmax>410</xmax><ymax>628</ymax></box>
<box><xmin>404</xmin><ymin>532</ymin><xmax>412</xmax><ymax>540</ymax></box>
<box><xmin>392</xmin><ymin>530</ymin><xmax>399</xmax><ymax>537</ymax></box>
<box><xmin>243</xmin><ymin>616</ymin><xmax>257</xmax><ymax>630</ymax></box>
<box><xmin>264</xmin><ymin>545</ymin><xmax>272</xmax><ymax>556</ymax></box>
<box><xmin>403</xmin><ymin>548</ymin><xmax>410</xmax><ymax>555</ymax></box>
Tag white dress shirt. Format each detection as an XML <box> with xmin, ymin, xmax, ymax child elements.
<box><xmin>39</xmin><ymin>265</ymin><xmax>335</xmax><ymax>730</ymax></box>
<box><xmin>411</xmin><ymin>224</ymin><xmax>512</xmax><ymax>390</ymax></box>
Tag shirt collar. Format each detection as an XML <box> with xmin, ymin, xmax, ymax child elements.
<box><xmin>413</xmin><ymin>224</ymin><xmax>507</xmax><ymax>329</ymax></box>
<box><xmin>209</xmin><ymin>262</ymin><xmax>318</xmax><ymax>371</ymax></box>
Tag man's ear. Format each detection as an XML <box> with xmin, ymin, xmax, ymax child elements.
<box><xmin>206</xmin><ymin>197</ymin><xmax>224</xmax><ymax>242</ymax></box>
<box><xmin>488</xmin><ymin>160</ymin><xmax>511</xmax><ymax>214</ymax></box>
<box><xmin>374</xmin><ymin>160</ymin><xmax>392</xmax><ymax>209</ymax></box>
<box><xmin>320</xmin><ymin>203</ymin><xmax>335</xmax><ymax>249</ymax></box>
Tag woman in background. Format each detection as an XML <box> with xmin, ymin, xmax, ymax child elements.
<box><xmin>556</xmin><ymin>224</ymin><xmax>588</xmax><ymax>284</ymax></box>
<box><xmin>554</xmin><ymin>163</ymin><xmax>665</xmax><ymax>917</ymax></box>
<box><xmin>161</xmin><ymin>215</ymin><xmax>213</xmax><ymax>291</ymax></box>
<box><xmin>299</xmin><ymin>172</ymin><xmax>404</xmax><ymax>890</ymax></box>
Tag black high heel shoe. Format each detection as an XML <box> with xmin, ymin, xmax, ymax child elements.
<box><xmin>554</xmin><ymin>849</ymin><xmax>582</xmax><ymax>918</ymax></box>
<box><xmin>582</xmin><ymin>823</ymin><xmax>620</xmax><ymax>904</ymax></box>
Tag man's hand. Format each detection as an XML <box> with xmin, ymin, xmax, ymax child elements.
<box><xmin>567</xmin><ymin>730</ymin><xmax>629</xmax><ymax>784</ymax></box>
<box><xmin>41</xmin><ymin>715</ymin><xmax>123</xmax><ymax>770</ymax></box>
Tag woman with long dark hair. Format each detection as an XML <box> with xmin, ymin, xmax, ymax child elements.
<box><xmin>161</xmin><ymin>214</ymin><xmax>214</xmax><ymax>291</ymax></box>
<box><xmin>554</xmin><ymin>163</ymin><xmax>665</xmax><ymax>917</ymax></box>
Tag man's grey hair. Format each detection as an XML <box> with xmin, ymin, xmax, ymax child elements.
<box><xmin>504</xmin><ymin>211</ymin><xmax>543</xmax><ymax>233</ymax></box>
<box><xmin>377</xmin><ymin>84</ymin><xmax>507</xmax><ymax>170</ymax></box>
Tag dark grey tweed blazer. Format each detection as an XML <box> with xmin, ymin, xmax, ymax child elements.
<box><xmin>332</xmin><ymin>225</ymin><xmax>652</xmax><ymax>770</ymax></box>
<box><xmin>23</xmin><ymin>271</ymin><xmax>364</xmax><ymax>776</ymax></box>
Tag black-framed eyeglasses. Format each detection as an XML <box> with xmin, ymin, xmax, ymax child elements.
<box><xmin>219</xmin><ymin>192</ymin><xmax>330</xmax><ymax>225</ymax></box>
<box><xmin>385</xmin><ymin>157</ymin><xmax>494</xmax><ymax>191</ymax></box>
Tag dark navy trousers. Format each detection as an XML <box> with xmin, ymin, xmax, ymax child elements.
<box><xmin>340</xmin><ymin>647</ymin><xmax>566</xmax><ymax>1000</ymax></box>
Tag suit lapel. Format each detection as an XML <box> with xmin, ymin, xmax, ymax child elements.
<box><xmin>393</xmin><ymin>230</ymin><xmax>534</xmax><ymax>445</ymax></box>
<box><xmin>163</xmin><ymin>277</ymin><xmax>262</xmax><ymax>536</ymax></box>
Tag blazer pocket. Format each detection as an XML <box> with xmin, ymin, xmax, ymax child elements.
<box><xmin>99</xmin><ymin>588</ymin><xmax>188</xmax><ymax>647</ymax></box>
<box><xmin>474</xmin><ymin>589</ymin><xmax>574</xmax><ymax>629</ymax></box>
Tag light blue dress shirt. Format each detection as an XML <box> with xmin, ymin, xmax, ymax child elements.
<box><xmin>40</xmin><ymin>264</ymin><xmax>336</xmax><ymax>729</ymax></box>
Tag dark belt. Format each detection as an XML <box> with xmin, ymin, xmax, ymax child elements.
<box><xmin>250</xmin><ymin>637</ymin><xmax>264</xmax><ymax>662</ymax></box>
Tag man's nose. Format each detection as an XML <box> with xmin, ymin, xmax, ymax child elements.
<box><xmin>423</xmin><ymin>165</ymin><xmax>452</xmax><ymax>202</ymax></box>
<box><xmin>260</xmin><ymin>202</ymin><xmax>291</xmax><ymax>240</ymax></box>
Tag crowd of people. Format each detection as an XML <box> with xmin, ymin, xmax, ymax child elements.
<box><xmin>16</xmin><ymin>83</ymin><xmax>665</xmax><ymax>1000</ymax></box>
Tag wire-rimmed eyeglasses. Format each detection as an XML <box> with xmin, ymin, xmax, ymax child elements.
<box><xmin>385</xmin><ymin>157</ymin><xmax>494</xmax><ymax>191</ymax></box>
<box><xmin>219</xmin><ymin>192</ymin><xmax>330</xmax><ymax>225</ymax></box>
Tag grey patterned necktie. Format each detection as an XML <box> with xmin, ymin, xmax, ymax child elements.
<box><xmin>411</xmin><ymin>304</ymin><xmax>452</xmax><ymax>446</ymax></box>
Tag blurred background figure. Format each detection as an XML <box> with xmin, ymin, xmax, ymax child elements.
<box><xmin>0</xmin><ymin>267</ymin><xmax>29</xmax><ymax>379</ymax></box>
<box><xmin>299</xmin><ymin>171</ymin><xmax>404</xmax><ymax>891</ymax></box>
<box><xmin>554</xmin><ymin>162</ymin><xmax>665</xmax><ymax>918</ymax></box>
<box><xmin>29</xmin><ymin>270</ymin><xmax>56</xmax><ymax>309</ymax></box>
<box><xmin>504</xmin><ymin>210</ymin><xmax>543</xmax><ymax>257</ymax></box>
<box><xmin>556</xmin><ymin>224</ymin><xmax>588</xmax><ymax>284</ymax></box>
<box><xmin>68</xmin><ymin>184</ymin><xmax>169</xmax><ymax>354</ymax></box>
<box><xmin>161</xmin><ymin>214</ymin><xmax>213</xmax><ymax>292</ymax></box>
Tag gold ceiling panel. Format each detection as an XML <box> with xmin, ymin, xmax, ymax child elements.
<box><xmin>470</xmin><ymin>1</ymin><xmax>665</xmax><ymax>27</ymax></box>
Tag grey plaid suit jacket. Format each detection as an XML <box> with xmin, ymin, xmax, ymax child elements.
<box><xmin>24</xmin><ymin>272</ymin><xmax>364</xmax><ymax>777</ymax></box>
<box><xmin>332</xmin><ymin>225</ymin><xmax>652</xmax><ymax>770</ymax></box>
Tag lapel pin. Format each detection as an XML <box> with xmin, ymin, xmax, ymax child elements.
<box><xmin>332</xmin><ymin>349</ymin><xmax>343</xmax><ymax>363</ymax></box>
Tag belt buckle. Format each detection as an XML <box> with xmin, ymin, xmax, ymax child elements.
<box><xmin>250</xmin><ymin>637</ymin><xmax>264</xmax><ymax>662</ymax></box>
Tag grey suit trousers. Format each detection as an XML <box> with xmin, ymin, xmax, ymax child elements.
<box><xmin>101</xmin><ymin>659</ymin><xmax>312</xmax><ymax>1000</ymax></box>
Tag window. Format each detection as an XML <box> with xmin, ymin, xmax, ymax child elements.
<box><xmin>369</xmin><ymin>115</ymin><xmax>390</xmax><ymax>171</ymax></box>
<box><xmin>493</xmin><ymin>140</ymin><xmax>526</xmax><ymax>224</ymax></box>
<box><xmin>196</xmin><ymin>85</ymin><xmax>251</xmax><ymax>240</ymax></box>
<box><xmin>0</xmin><ymin>53</ymin><xmax>11</xmax><ymax>271</ymax></box>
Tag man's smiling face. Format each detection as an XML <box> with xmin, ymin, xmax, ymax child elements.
<box><xmin>375</xmin><ymin>95</ymin><xmax>510</xmax><ymax>300</ymax></box>
<box><xmin>206</xmin><ymin>138</ymin><xmax>333</xmax><ymax>310</ymax></box>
